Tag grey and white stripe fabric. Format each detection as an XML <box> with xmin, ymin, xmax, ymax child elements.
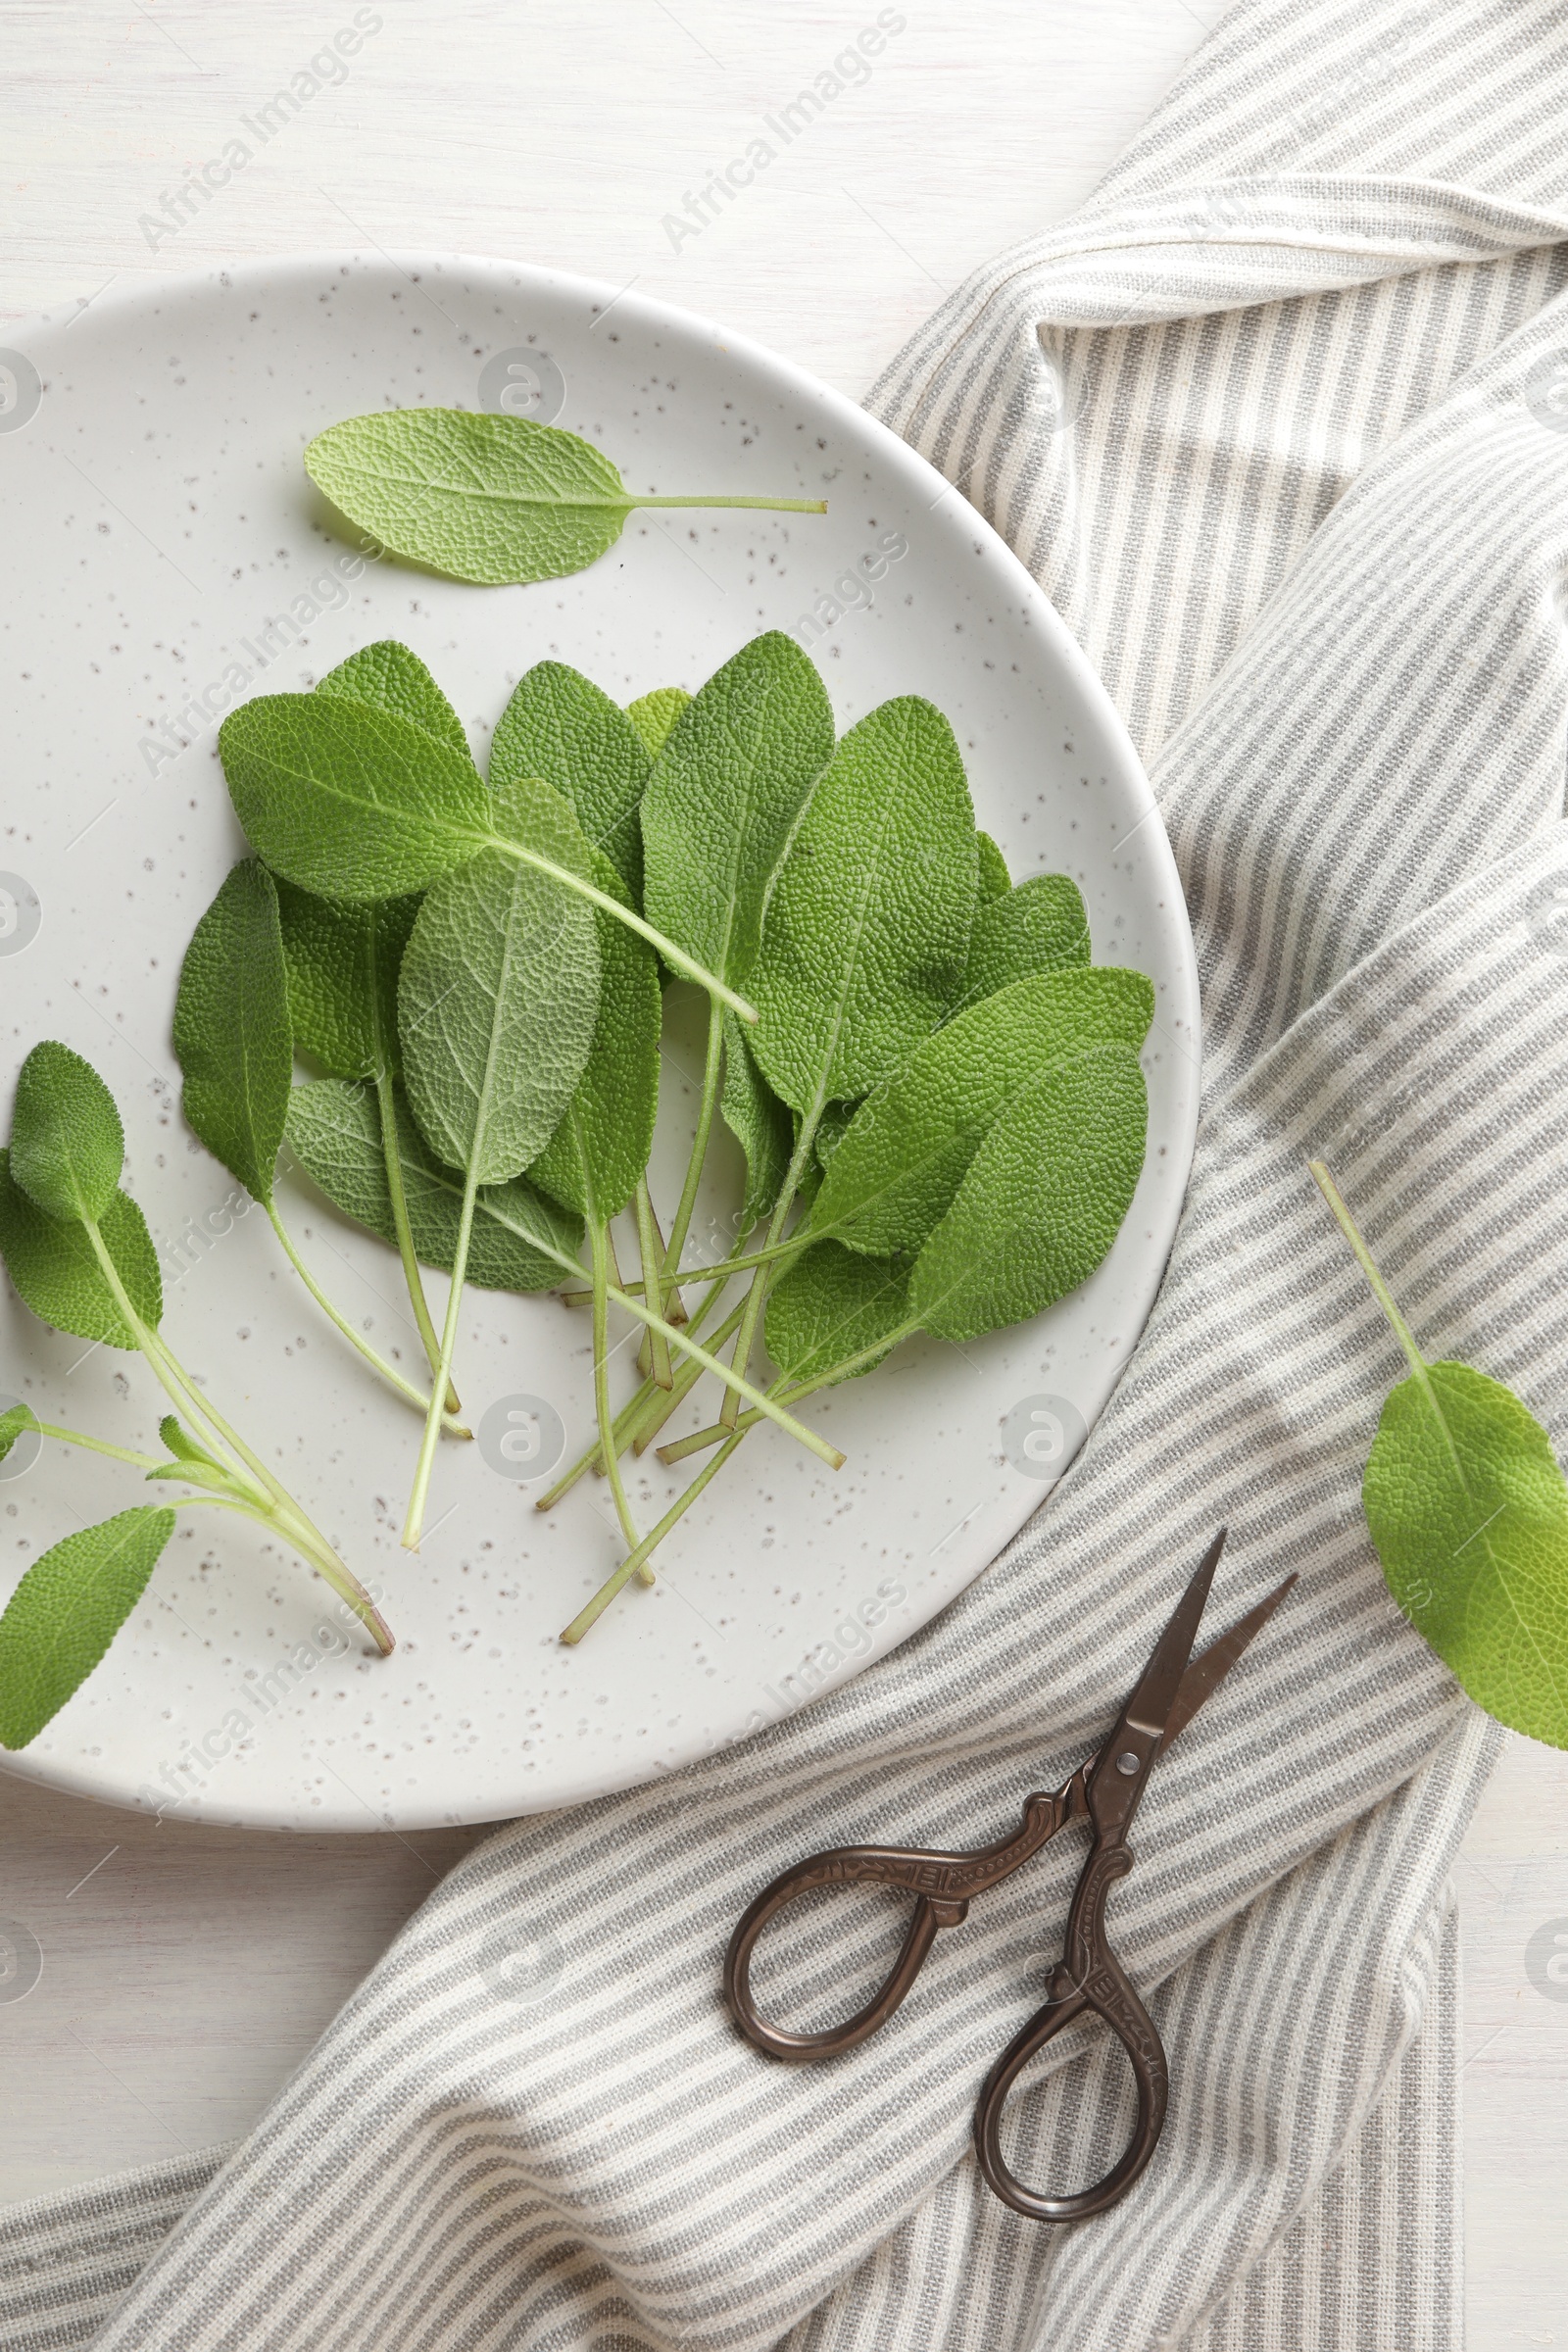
<box><xmin>10</xmin><ymin>0</ymin><xmax>1568</xmax><ymax>2343</ymax></box>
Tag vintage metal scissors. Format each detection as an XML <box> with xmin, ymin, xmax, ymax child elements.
<box><xmin>723</xmin><ymin>1530</ymin><xmax>1294</xmax><ymax>2224</ymax></box>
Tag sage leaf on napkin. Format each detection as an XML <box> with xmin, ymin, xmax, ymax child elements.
<box><xmin>1311</xmin><ymin>1160</ymin><xmax>1568</xmax><ymax>1748</ymax></box>
<box><xmin>0</xmin><ymin>1506</ymin><xmax>176</xmax><ymax>1749</ymax></box>
<box><xmin>304</xmin><ymin>410</ymin><xmax>827</xmax><ymax>587</ymax></box>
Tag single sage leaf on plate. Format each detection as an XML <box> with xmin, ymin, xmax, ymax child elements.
<box><xmin>909</xmin><ymin>1043</ymin><xmax>1148</xmax><ymax>1345</ymax></box>
<box><xmin>0</xmin><ymin>1154</ymin><xmax>163</xmax><ymax>1346</ymax></box>
<box><xmin>1364</xmin><ymin>1362</ymin><xmax>1568</xmax><ymax>1744</ymax></box>
<box><xmin>304</xmin><ymin>410</ymin><xmax>825</xmax><ymax>587</ymax></box>
<box><xmin>316</xmin><ymin>637</ymin><xmax>469</xmax><ymax>753</ymax></box>
<box><xmin>0</xmin><ymin>1403</ymin><xmax>39</xmax><ymax>1467</ymax></box>
<box><xmin>955</xmin><ymin>873</ymin><xmax>1091</xmax><ymax>1013</ymax></box>
<box><xmin>976</xmin><ymin>831</ymin><xmax>1011</xmax><ymax>903</ymax></box>
<box><xmin>399</xmin><ymin>852</ymin><xmax>601</xmax><ymax>1182</ymax></box>
<box><xmin>8</xmin><ymin>1042</ymin><xmax>124</xmax><ymax>1226</ymax></box>
<box><xmin>286</xmin><ymin>1078</ymin><xmax>578</xmax><ymax>1291</ymax></box>
<box><xmin>490</xmin><ymin>661</ymin><xmax>652</xmax><ymax>905</ymax></box>
<box><xmin>0</xmin><ymin>1505</ymin><xmax>176</xmax><ymax>1748</ymax></box>
<box><xmin>765</xmin><ymin>1242</ymin><xmax>911</xmax><ymax>1390</ymax></box>
<box><xmin>719</xmin><ymin>1011</ymin><xmax>795</xmax><ymax>1231</ymax></box>
<box><xmin>641</xmin><ymin>631</ymin><xmax>834</xmax><ymax>996</ymax></box>
<box><xmin>528</xmin><ymin>852</ymin><xmax>660</xmax><ymax>1225</ymax></box>
<box><xmin>813</xmin><ymin>966</ymin><xmax>1153</xmax><ymax>1258</ymax></box>
<box><xmin>626</xmin><ymin>686</ymin><xmax>690</xmax><ymax>760</ymax></box>
<box><xmin>752</xmin><ymin>694</ymin><xmax>979</xmax><ymax>1119</ymax></box>
<box><xmin>172</xmin><ymin>858</ymin><xmax>292</xmax><ymax>1205</ymax></box>
<box><xmin>220</xmin><ymin>691</ymin><xmax>493</xmax><ymax>902</ymax></box>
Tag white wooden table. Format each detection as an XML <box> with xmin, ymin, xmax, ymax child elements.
<box><xmin>1</xmin><ymin>6</ymin><xmax>1563</xmax><ymax>2342</ymax></box>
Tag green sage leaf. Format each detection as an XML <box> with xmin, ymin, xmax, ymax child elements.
<box><xmin>0</xmin><ymin>1403</ymin><xmax>39</xmax><ymax>1468</ymax></box>
<box><xmin>813</xmin><ymin>967</ymin><xmax>1153</xmax><ymax>1259</ymax></box>
<box><xmin>641</xmin><ymin>631</ymin><xmax>834</xmax><ymax>996</ymax></box>
<box><xmin>157</xmin><ymin>1414</ymin><xmax>224</xmax><ymax>1470</ymax></box>
<box><xmin>1364</xmin><ymin>1362</ymin><xmax>1568</xmax><ymax>1746</ymax></box>
<box><xmin>527</xmin><ymin>854</ymin><xmax>660</xmax><ymax>1224</ymax></box>
<box><xmin>956</xmin><ymin>873</ymin><xmax>1091</xmax><ymax>1012</ymax></box>
<box><xmin>976</xmin><ymin>831</ymin><xmax>1010</xmax><ymax>903</ymax></box>
<box><xmin>490</xmin><ymin>662</ymin><xmax>652</xmax><ymax>904</ymax></box>
<box><xmin>626</xmin><ymin>686</ymin><xmax>691</xmax><ymax>760</ymax></box>
<box><xmin>720</xmin><ymin>1012</ymin><xmax>794</xmax><ymax>1231</ymax></box>
<box><xmin>8</xmin><ymin>1043</ymin><xmax>124</xmax><ymax>1226</ymax></box>
<box><xmin>399</xmin><ymin>854</ymin><xmax>600</xmax><ymax>1183</ymax></box>
<box><xmin>285</xmin><ymin>1077</ymin><xmax>579</xmax><ymax>1291</ymax></box>
<box><xmin>172</xmin><ymin>859</ymin><xmax>292</xmax><ymax>1206</ymax></box>
<box><xmin>316</xmin><ymin>637</ymin><xmax>469</xmax><ymax>752</ymax></box>
<box><xmin>0</xmin><ymin>1154</ymin><xmax>163</xmax><ymax>1345</ymax></box>
<box><xmin>752</xmin><ymin>695</ymin><xmax>978</xmax><ymax>1118</ymax></box>
<box><xmin>765</xmin><ymin>1242</ymin><xmax>911</xmax><ymax>1391</ymax></box>
<box><xmin>0</xmin><ymin>1506</ymin><xmax>175</xmax><ymax>1748</ymax></box>
<box><xmin>276</xmin><ymin>884</ymin><xmax>420</xmax><ymax>1084</ymax></box>
<box><xmin>220</xmin><ymin>691</ymin><xmax>493</xmax><ymax>902</ymax></box>
<box><xmin>305</xmin><ymin>410</ymin><xmax>824</xmax><ymax>587</ymax></box>
<box><xmin>908</xmin><ymin>1044</ymin><xmax>1148</xmax><ymax>1344</ymax></box>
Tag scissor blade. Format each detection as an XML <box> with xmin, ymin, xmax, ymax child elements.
<box><xmin>1107</xmin><ymin>1526</ymin><xmax>1228</xmax><ymax>1753</ymax></box>
<box><xmin>1158</xmin><ymin>1571</ymin><xmax>1298</xmax><ymax>1755</ymax></box>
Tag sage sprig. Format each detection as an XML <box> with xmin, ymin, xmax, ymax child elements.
<box><xmin>0</xmin><ymin>1045</ymin><xmax>391</xmax><ymax>1743</ymax></box>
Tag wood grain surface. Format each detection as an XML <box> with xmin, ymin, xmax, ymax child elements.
<box><xmin>1</xmin><ymin>6</ymin><xmax>1563</xmax><ymax>2344</ymax></box>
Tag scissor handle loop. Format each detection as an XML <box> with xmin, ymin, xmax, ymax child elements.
<box><xmin>723</xmin><ymin>1795</ymin><xmax>1065</xmax><ymax>2063</ymax></box>
<box><xmin>973</xmin><ymin>1841</ymin><xmax>1169</xmax><ymax>2222</ymax></box>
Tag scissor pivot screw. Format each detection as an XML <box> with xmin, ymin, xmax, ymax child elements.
<box><xmin>1114</xmin><ymin>1750</ymin><xmax>1141</xmax><ymax>1777</ymax></box>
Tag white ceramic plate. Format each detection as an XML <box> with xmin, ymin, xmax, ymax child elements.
<box><xmin>0</xmin><ymin>255</ymin><xmax>1198</xmax><ymax>1830</ymax></box>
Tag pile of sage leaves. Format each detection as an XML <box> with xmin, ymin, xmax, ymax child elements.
<box><xmin>186</xmin><ymin>627</ymin><xmax>1154</xmax><ymax>1645</ymax></box>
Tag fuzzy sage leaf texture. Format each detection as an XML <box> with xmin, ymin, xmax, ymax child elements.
<box><xmin>1311</xmin><ymin>1162</ymin><xmax>1568</xmax><ymax>1749</ymax></box>
<box><xmin>625</xmin><ymin>686</ymin><xmax>691</xmax><ymax>760</ymax></box>
<box><xmin>277</xmin><ymin>884</ymin><xmax>419</xmax><ymax>1084</ymax></box>
<box><xmin>907</xmin><ymin>1044</ymin><xmax>1149</xmax><ymax>1345</ymax></box>
<box><xmin>0</xmin><ymin>1153</ymin><xmax>163</xmax><ymax>1346</ymax></box>
<box><xmin>751</xmin><ymin>695</ymin><xmax>979</xmax><ymax>1117</ymax></box>
<box><xmin>641</xmin><ymin>631</ymin><xmax>834</xmax><ymax>996</ymax></box>
<box><xmin>399</xmin><ymin>853</ymin><xmax>601</xmax><ymax>1183</ymax></box>
<box><xmin>490</xmin><ymin>662</ymin><xmax>652</xmax><ymax>905</ymax></box>
<box><xmin>1365</xmin><ymin>1363</ymin><xmax>1568</xmax><ymax>1745</ymax></box>
<box><xmin>810</xmin><ymin>968</ymin><xmax>1153</xmax><ymax>1259</ymax></box>
<box><xmin>956</xmin><ymin>872</ymin><xmax>1091</xmax><ymax>1011</ymax></box>
<box><xmin>0</xmin><ymin>1506</ymin><xmax>176</xmax><ymax>1749</ymax></box>
<box><xmin>304</xmin><ymin>410</ymin><xmax>826</xmax><ymax>588</ymax></box>
<box><xmin>719</xmin><ymin>1012</ymin><xmax>793</xmax><ymax>1232</ymax></box>
<box><xmin>173</xmin><ymin>859</ymin><xmax>293</xmax><ymax>1206</ymax></box>
<box><xmin>316</xmin><ymin>636</ymin><xmax>470</xmax><ymax>752</ymax></box>
<box><xmin>526</xmin><ymin>854</ymin><xmax>661</xmax><ymax>1225</ymax></box>
<box><xmin>9</xmin><ymin>1042</ymin><xmax>126</xmax><ymax>1226</ymax></box>
<box><xmin>286</xmin><ymin>1078</ymin><xmax>578</xmax><ymax>1291</ymax></box>
<box><xmin>764</xmin><ymin>1243</ymin><xmax>912</xmax><ymax>1391</ymax></box>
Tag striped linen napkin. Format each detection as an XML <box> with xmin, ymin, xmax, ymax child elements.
<box><xmin>6</xmin><ymin>1</ymin><xmax>1568</xmax><ymax>2344</ymax></box>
